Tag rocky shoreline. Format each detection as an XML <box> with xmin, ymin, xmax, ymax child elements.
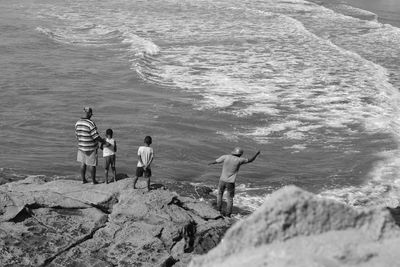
<box><xmin>0</xmin><ymin>176</ymin><xmax>233</xmax><ymax>266</ymax></box>
<box><xmin>190</xmin><ymin>186</ymin><xmax>400</xmax><ymax>267</ymax></box>
<box><xmin>2</xmin><ymin>177</ymin><xmax>400</xmax><ymax>267</ymax></box>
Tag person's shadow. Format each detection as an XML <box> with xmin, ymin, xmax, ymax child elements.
<box><xmin>149</xmin><ymin>183</ymin><xmax>167</xmax><ymax>190</ymax></box>
<box><xmin>115</xmin><ymin>174</ymin><xmax>166</xmax><ymax>191</ymax></box>
<box><xmin>114</xmin><ymin>173</ymin><xmax>129</xmax><ymax>181</ymax></box>
<box><xmin>388</xmin><ymin>207</ymin><xmax>400</xmax><ymax>226</ymax></box>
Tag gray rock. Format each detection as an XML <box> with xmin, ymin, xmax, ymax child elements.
<box><xmin>0</xmin><ymin>177</ymin><xmax>232</xmax><ymax>266</ymax></box>
<box><xmin>189</xmin><ymin>185</ymin><xmax>400</xmax><ymax>267</ymax></box>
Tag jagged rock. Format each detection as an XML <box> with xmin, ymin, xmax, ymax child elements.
<box><xmin>189</xmin><ymin>185</ymin><xmax>400</xmax><ymax>267</ymax></box>
<box><xmin>0</xmin><ymin>177</ymin><xmax>232</xmax><ymax>266</ymax></box>
<box><xmin>0</xmin><ymin>206</ymin><xmax>107</xmax><ymax>266</ymax></box>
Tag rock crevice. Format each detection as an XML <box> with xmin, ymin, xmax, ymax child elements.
<box><xmin>40</xmin><ymin>219</ymin><xmax>108</xmax><ymax>267</ymax></box>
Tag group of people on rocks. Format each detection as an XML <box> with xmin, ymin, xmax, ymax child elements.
<box><xmin>75</xmin><ymin>106</ymin><xmax>260</xmax><ymax>216</ymax></box>
<box><xmin>75</xmin><ymin>106</ymin><xmax>154</xmax><ymax>191</ymax></box>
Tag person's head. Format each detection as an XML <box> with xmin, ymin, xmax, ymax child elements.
<box><xmin>106</xmin><ymin>129</ymin><xmax>113</xmax><ymax>138</ymax></box>
<box><xmin>231</xmin><ymin>147</ymin><xmax>243</xmax><ymax>157</ymax></box>
<box><xmin>144</xmin><ymin>136</ymin><xmax>152</xmax><ymax>146</ymax></box>
<box><xmin>83</xmin><ymin>106</ymin><xmax>93</xmax><ymax>119</ymax></box>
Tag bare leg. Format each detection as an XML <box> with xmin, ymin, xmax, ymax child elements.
<box><xmin>112</xmin><ymin>156</ymin><xmax>117</xmax><ymax>182</ymax></box>
<box><xmin>104</xmin><ymin>168</ymin><xmax>109</xmax><ymax>184</ymax></box>
<box><xmin>133</xmin><ymin>176</ymin><xmax>138</xmax><ymax>189</ymax></box>
<box><xmin>146</xmin><ymin>176</ymin><xmax>150</xmax><ymax>192</ymax></box>
<box><xmin>112</xmin><ymin>167</ymin><xmax>117</xmax><ymax>182</ymax></box>
<box><xmin>90</xmin><ymin>166</ymin><xmax>98</xmax><ymax>184</ymax></box>
<box><xmin>80</xmin><ymin>163</ymin><xmax>88</xmax><ymax>183</ymax></box>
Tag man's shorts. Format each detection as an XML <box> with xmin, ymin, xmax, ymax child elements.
<box><xmin>218</xmin><ymin>180</ymin><xmax>235</xmax><ymax>198</ymax></box>
<box><xmin>136</xmin><ymin>167</ymin><xmax>151</xmax><ymax>178</ymax></box>
<box><xmin>104</xmin><ymin>155</ymin><xmax>116</xmax><ymax>169</ymax></box>
<box><xmin>77</xmin><ymin>149</ymin><xmax>98</xmax><ymax>167</ymax></box>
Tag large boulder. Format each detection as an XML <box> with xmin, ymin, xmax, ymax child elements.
<box><xmin>189</xmin><ymin>185</ymin><xmax>400</xmax><ymax>267</ymax></box>
<box><xmin>0</xmin><ymin>177</ymin><xmax>232</xmax><ymax>266</ymax></box>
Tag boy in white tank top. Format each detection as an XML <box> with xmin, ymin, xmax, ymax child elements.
<box><xmin>101</xmin><ymin>128</ymin><xmax>117</xmax><ymax>184</ymax></box>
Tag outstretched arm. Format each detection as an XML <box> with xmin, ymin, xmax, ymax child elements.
<box><xmin>209</xmin><ymin>155</ymin><xmax>225</xmax><ymax>166</ymax></box>
<box><xmin>247</xmin><ymin>150</ymin><xmax>261</xmax><ymax>163</ymax></box>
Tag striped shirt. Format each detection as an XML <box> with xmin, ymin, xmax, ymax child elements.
<box><xmin>75</xmin><ymin>118</ymin><xmax>100</xmax><ymax>152</ymax></box>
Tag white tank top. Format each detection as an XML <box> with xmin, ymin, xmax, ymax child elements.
<box><xmin>103</xmin><ymin>138</ymin><xmax>115</xmax><ymax>157</ymax></box>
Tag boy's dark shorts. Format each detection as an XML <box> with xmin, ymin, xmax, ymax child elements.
<box><xmin>104</xmin><ymin>155</ymin><xmax>116</xmax><ymax>169</ymax></box>
<box><xmin>218</xmin><ymin>180</ymin><xmax>235</xmax><ymax>198</ymax></box>
<box><xmin>136</xmin><ymin>167</ymin><xmax>151</xmax><ymax>178</ymax></box>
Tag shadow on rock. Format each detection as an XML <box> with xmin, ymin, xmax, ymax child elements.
<box><xmin>388</xmin><ymin>207</ymin><xmax>400</xmax><ymax>227</ymax></box>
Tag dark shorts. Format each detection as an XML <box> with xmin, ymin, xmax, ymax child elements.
<box><xmin>218</xmin><ymin>180</ymin><xmax>235</xmax><ymax>198</ymax></box>
<box><xmin>104</xmin><ymin>155</ymin><xmax>116</xmax><ymax>169</ymax></box>
<box><xmin>136</xmin><ymin>167</ymin><xmax>151</xmax><ymax>178</ymax></box>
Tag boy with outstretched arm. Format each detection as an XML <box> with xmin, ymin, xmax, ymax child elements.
<box><xmin>209</xmin><ymin>147</ymin><xmax>260</xmax><ymax>217</ymax></box>
<box><xmin>133</xmin><ymin>136</ymin><xmax>154</xmax><ymax>191</ymax></box>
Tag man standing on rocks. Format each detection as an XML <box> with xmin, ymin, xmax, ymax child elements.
<box><xmin>75</xmin><ymin>106</ymin><xmax>105</xmax><ymax>184</ymax></box>
<box><xmin>209</xmin><ymin>147</ymin><xmax>260</xmax><ymax>217</ymax></box>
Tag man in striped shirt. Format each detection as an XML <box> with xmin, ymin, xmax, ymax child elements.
<box><xmin>75</xmin><ymin>107</ymin><xmax>105</xmax><ymax>184</ymax></box>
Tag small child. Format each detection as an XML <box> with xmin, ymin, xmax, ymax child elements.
<box><xmin>133</xmin><ymin>136</ymin><xmax>154</xmax><ymax>191</ymax></box>
<box><xmin>101</xmin><ymin>128</ymin><xmax>117</xmax><ymax>184</ymax></box>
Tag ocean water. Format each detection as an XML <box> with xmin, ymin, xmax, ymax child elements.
<box><xmin>1</xmin><ymin>0</ymin><xmax>400</xmax><ymax>213</ymax></box>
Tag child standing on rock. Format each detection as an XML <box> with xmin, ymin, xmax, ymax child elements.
<box><xmin>133</xmin><ymin>136</ymin><xmax>154</xmax><ymax>191</ymax></box>
<box><xmin>101</xmin><ymin>128</ymin><xmax>117</xmax><ymax>184</ymax></box>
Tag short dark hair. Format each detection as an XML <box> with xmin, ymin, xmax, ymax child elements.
<box><xmin>144</xmin><ymin>136</ymin><xmax>152</xmax><ymax>145</ymax></box>
<box><xmin>106</xmin><ymin>129</ymin><xmax>113</xmax><ymax>137</ymax></box>
<box><xmin>83</xmin><ymin>107</ymin><xmax>92</xmax><ymax>113</ymax></box>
